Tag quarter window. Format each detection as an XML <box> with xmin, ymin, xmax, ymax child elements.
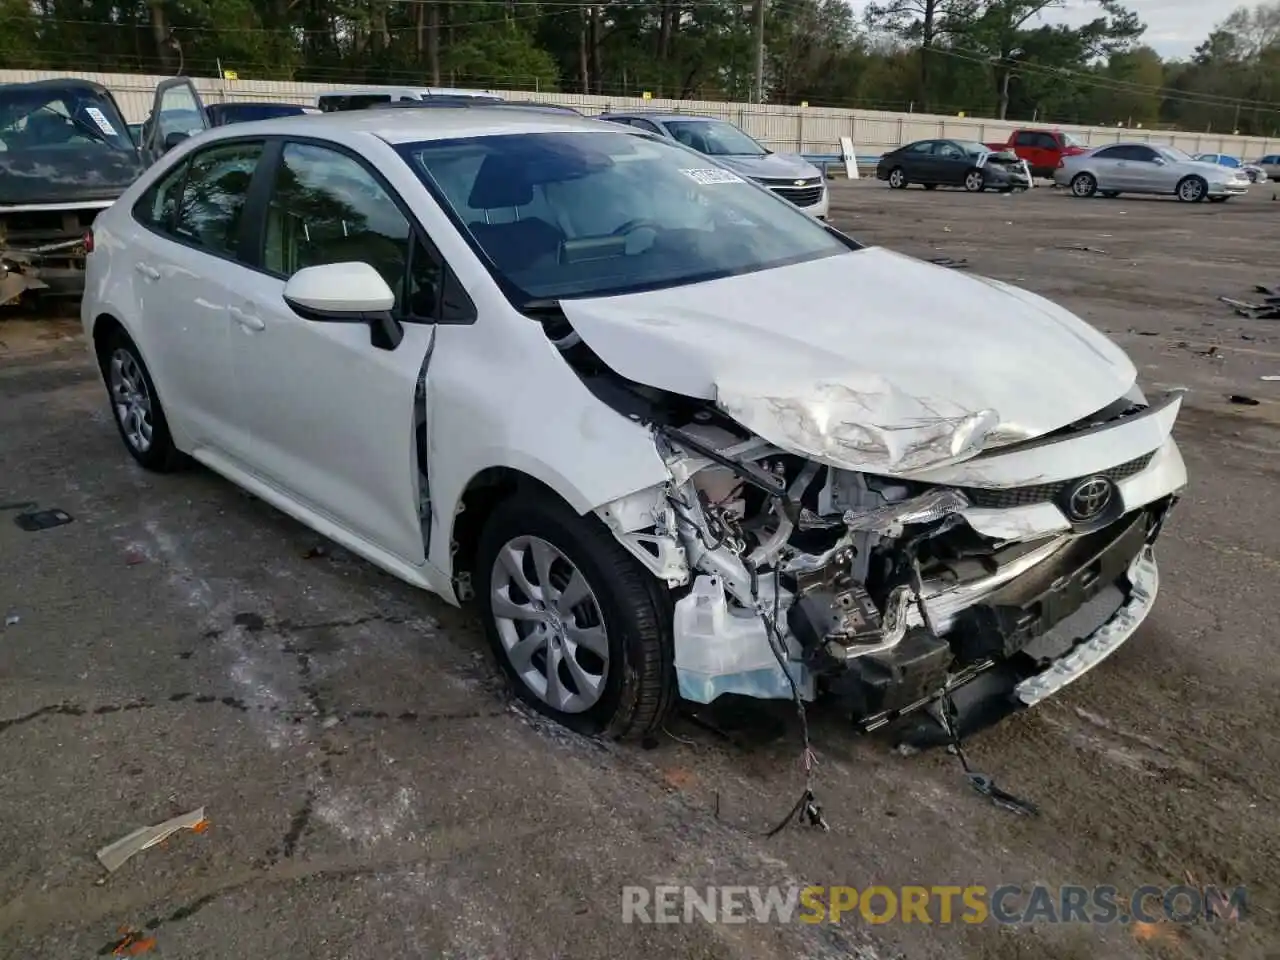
<box><xmin>133</xmin><ymin>159</ymin><xmax>190</xmax><ymax>232</ymax></box>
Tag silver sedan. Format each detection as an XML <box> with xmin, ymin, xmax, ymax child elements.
<box><xmin>1055</xmin><ymin>142</ymin><xmax>1251</xmax><ymax>203</ymax></box>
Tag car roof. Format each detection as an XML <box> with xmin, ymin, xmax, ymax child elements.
<box><xmin>191</xmin><ymin>106</ymin><xmax>613</xmax><ymax>144</ymax></box>
<box><xmin>603</xmin><ymin>111</ymin><xmax>719</xmax><ymax>122</ymax></box>
<box><xmin>0</xmin><ymin>77</ymin><xmax>115</xmax><ymax>98</ymax></box>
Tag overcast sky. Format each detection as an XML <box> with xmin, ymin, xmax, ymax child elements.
<box><xmin>850</xmin><ymin>0</ymin><xmax>1227</xmax><ymax>61</ymax></box>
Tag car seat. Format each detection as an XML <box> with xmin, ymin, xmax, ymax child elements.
<box><xmin>466</xmin><ymin>153</ymin><xmax>565</xmax><ymax>272</ymax></box>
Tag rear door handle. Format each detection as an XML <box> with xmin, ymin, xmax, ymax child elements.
<box><xmin>228</xmin><ymin>305</ymin><xmax>266</xmax><ymax>331</ymax></box>
<box><xmin>134</xmin><ymin>262</ymin><xmax>160</xmax><ymax>280</ymax></box>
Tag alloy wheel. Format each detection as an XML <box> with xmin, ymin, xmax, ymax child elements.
<box><xmin>965</xmin><ymin>171</ymin><xmax>984</xmax><ymax>192</ymax></box>
<box><xmin>489</xmin><ymin>535</ymin><xmax>610</xmax><ymax>714</ymax></box>
<box><xmin>889</xmin><ymin>168</ymin><xmax>905</xmax><ymax>188</ymax></box>
<box><xmin>1178</xmin><ymin>178</ymin><xmax>1205</xmax><ymax>202</ymax></box>
<box><xmin>109</xmin><ymin>348</ymin><xmax>153</xmax><ymax>453</ymax></box>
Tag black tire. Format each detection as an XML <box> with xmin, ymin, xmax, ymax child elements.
<box><xmin>887</xmin><ymin>167</ymin><xmax>908</xmax><ymax>189</ymax></box>
<box><xmin>474</xmin><ymin>491</ymin><xmax>675</xmax><ymax>740</ymax></box>
<box><xmin>922</xmin><ymin>183</ymin><xmax>937</xmax><ymax>190</ymax></box>
<box><xmin>1176</xmin><ymin>175</ymin><xmax>1207</xmax><ymax>203</ymax></box>
<box><xmin>963</xmin><ymin>169</ymin><xmax>985</xmax><ymax>192</ymax></box>
<box><xmin>1070</xmin><ymin>172</ymin><xmax>1097</xmax><ymax>198</ymax></box>
<box><xmin>99</xmin><ymin>327</ymin><xmax>186</xmax><ymax>472</ymax></box>
<box><xmin>1101</xmin><ymin>191</ymin><xmax>1120</xmax><ymax>198</ymax></box>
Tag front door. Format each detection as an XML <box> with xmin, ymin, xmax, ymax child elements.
<box><xmin>226</xmin><ymin>139</ymin><xmax>442</xmax><ymax>565</ymax></box>
<box><xmin>143</xmin><ymin>78</ymin><xmax>210</xmax><ymax>165</ymax></box>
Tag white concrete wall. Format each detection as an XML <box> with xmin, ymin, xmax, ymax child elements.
<box><xmin>3</xmin><ymin>68</ymin><xmax>1274</xmax><ymax>160</ymax></box>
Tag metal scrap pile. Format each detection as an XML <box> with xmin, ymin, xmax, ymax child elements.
<box><xmin>1219</xmin><ymin>285</ymin><xmax>1280</xmax><ymax>320</ymax></box>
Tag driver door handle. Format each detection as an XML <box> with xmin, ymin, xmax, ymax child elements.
<box><xmin>228</xmin><ymin>305</ymin><xmax>266</xmax><ymax>332</ymax></box>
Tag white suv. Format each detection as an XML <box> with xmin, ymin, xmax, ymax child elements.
<box><xmin>82</xmin><ymin>80</ymin><xmax>1187</xmax><ymax>745</ymax></box>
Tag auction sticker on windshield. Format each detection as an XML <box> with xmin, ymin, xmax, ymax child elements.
<box><xmin>85</xmin><ymin>106</ymin><xmax>118</xmax><ymax>136</ymax></box>
<box><xmin>679</xmin><ymin>168</ymin><xmax>745</xmax><ymax>185</ymax></box>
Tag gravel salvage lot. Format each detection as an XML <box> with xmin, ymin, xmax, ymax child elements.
<box><xmin>2</xmin><ymin>179</ymin><xmax>1279</xmax><ymax>960</ymax></box>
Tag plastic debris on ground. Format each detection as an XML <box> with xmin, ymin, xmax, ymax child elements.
<box><xmin>4</xmin><ymin>614</ymin><xmax>19</xmax><ymax>627</ymax></box>
<box><xmin>14</xmin><ymin>508</ymin><xmax>74</xmax><ymax>532</ymax></box>
<box><xmin>1219</xmin><ymin>284</ymin><xmax>1280</xmax><ymax>320</ymax></box>
<box><xmin>96</xmin><ymin>807</ymin><xmax>209</xmax><ymax>873</ymax></box>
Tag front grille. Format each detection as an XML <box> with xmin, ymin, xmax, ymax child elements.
<box><xmin>961</xmin><ymin>452</ymin><xmax>1154</xmax><ymax>509</ymax></box>
<box><xmin>768</xmin><ymin>186</ymin><xmax>824</xmax><ymax>207</ymax></box>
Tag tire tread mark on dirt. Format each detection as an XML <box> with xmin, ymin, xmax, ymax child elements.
<box><xmin>281</xmin><ymin>792</ymin><xmax>315</xmax><ymax>860</ymax></box>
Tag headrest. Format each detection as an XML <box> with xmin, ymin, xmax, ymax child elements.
<box><xmin>467</xmin><ymin>153</ymin><xmax>533</xmax><ymax>208</ymax></box>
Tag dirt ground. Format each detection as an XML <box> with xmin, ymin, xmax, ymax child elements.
<box><xmin>1</xmin><ymin>179</ymin><xmax>1278</xmax><ymax>960</ymax></box>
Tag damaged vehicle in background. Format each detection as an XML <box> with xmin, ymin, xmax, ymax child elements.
<box><xmin>876</xmin><ymin>139</ymin><xmax>1032</xmax><ymax>193</ymax></box>
<box><xmin>81</xmin><ymin>90</ymin><xmax>1187</xmax><ymax>748</ymax></box>
<box><xmin>0</xmin><ymin>78</ymin><xmax>143</xmax><ymax>307</ymax></box>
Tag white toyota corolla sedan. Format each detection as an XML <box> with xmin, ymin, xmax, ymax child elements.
<box><xmin>83</xmin><ymin>80</ymin><xmax>1187</xmax><ymax>746</ymax></box>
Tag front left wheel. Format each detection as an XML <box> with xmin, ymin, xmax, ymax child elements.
<box><xmin>100</xmin><ymin>328</ymin><xmax>186</xmax><ymax>472</ymax></box>
<box><xmin>475</xmin><ymin>491</ymin><xmax>675</xmax><ymax>740</ymax></box>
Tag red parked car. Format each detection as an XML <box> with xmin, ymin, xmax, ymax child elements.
<box><xmin>985</xmin><ymin>129</ymin><xmax>1090</xmax><ymax>179</ymax></box>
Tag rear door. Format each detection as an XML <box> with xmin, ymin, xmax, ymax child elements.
<box><xmin>901</xmin><ymin>140</ymin><xmax>939</xmax><ymax>181</ymax></box>
<box><xmin>143</xmin><ymin>78</ymin><xmax>209</xmax><ymax>165</ymax></box>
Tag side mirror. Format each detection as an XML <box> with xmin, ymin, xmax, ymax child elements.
<box><xmin>163</xmin><ymin>130</ymin><xmax>189</xmax><ymax>152</ymax></box>
<box><xmin>283</xmin><ymin>262</ymin><xmax>404</xmax><ymax>350</ymax></box>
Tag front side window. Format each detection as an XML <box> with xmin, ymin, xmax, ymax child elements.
<box><xmin>172</xmin><ymin>141</ymin><xmax>264</xmax><ymax>256</ymax></box>
<box><xmin>936</xmin><ymin>142</ymin><xmax>965</xmax><ymax>160</ymax></box>
<box><xmin>397</xmin><ymin>130</ymin><xmax>852</xmax><ymax>303</ymax></box>
<box><xmin>664</xmin><ymin>119</ymin><xmax>767</xmax><ymax>157</ymax></box>
<box><xmin>0</xmin><ymin>86</ymin><xmax>135</xmax><ymax>154</ymax></box>
<box><xmin>263</xmin><ymin>142</ymin><xmax>413</xmax><ymax>311</ymax></box>
<box><xmin>1093</xmin><ymin>145</ymin><xmax>1125</xmax><ymax>160</ymax></box>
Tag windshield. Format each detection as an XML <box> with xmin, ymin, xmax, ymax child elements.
<box><xmin>1160</xmin><ymin>145</ymin><xmax>1192</xmax><ymax>162</ymax></box>
<box><xmin>0</xmin><ymin>86</ymin><xmax>135</xmax><ymax>153</ymax></box>
<box><xmin>1062</xmin><ymin>132</ymin><xmax>1086</xmax><ymax>147</ymax></box>
<box><xmin>956</xmin><ymin>140</ymin><xmax>990</xmax><ymax>156</ymax></box>
<box><xmin>663</xmin><ymin>119</ymin><xmax>768</xmax><ymax>157</ymax></box>
<box><xmin>397</xmin><ymin>131</ymin><xmax>851</xmax><ymax>302</ymax></box>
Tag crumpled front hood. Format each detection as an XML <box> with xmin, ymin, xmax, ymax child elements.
<box><xmin>0</xmin><ymin>147</ymin><xmax>143</xmax><ymax>207</ymax></box>
<box><xmin>712</xmin><ymin>152</ymin><xmax>822</xmax><ymax>181</ymax></box>
<box><xmin>558</xmin><ymin>247</ymin><xmax>1138</xmax><ymax>475</ymax></box>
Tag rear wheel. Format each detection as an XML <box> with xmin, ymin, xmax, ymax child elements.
<box><xmin>888</xmin><ymin>167</ymin><xmax>908</xmax><ymax>189</ymax></box>
<box><xmin>963</xmin><ymin>169</ymin><xmax>985</xmax><ymax>192</ymax></box>
<box><xmin>474</xmin><ymin>491</ymin><xmax>675</xmax><ymax>740</ymax></box>
<box><xmin>1070</xmin><ymin>173</ymin><xmax>1097</xmax><ymax>198</ymax></box>
<box><xmin>100</xmin><ymin>328</ymin><xmax>186</xmax><ymax>472</ymax></box>
<box><xmin>1176</xmin><ymin>176</ymin><xmax>1207</xmax><ymax>202</ymax></box>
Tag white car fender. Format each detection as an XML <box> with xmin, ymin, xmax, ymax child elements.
<box><xmin>422</xmin><ymin>312</ymin><xmax>673</xmax><ymax>592</ymax></box>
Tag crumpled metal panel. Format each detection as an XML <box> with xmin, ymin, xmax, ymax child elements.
<box><xmin>717</xmin><ymin>378</ymin><xmax>1000</xmax><ymax>475</ymax></box>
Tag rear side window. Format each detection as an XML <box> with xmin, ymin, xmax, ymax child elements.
<box><xmin>907</xmin><ymin>141</ymin><xmax>935</xmax><ymax>154</ymax></box>
<box><xmin>133</xmin><ymin>159</ymin><xmax>190</xmax><ymax>231</ymax></box>
<box><xmin>1092</xmin><ymin>145</ymin><xmax>1126</xmax><ymax>159</ymax></box>
<box><xmin>172</xmin><ymin>141</ymin><xmax>265</xmax><ymax>255</ymax></box>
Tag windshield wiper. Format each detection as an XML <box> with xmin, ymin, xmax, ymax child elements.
<box><xmin>40</xmin><ymin>105</ymin><xmax>128</xmax><ymax>151</ymax></box>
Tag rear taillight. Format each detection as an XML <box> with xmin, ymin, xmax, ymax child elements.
<box><xmin>83</xmin><ymin>230</ymin><xmax>94</xmax><ymax>254</ymax></box>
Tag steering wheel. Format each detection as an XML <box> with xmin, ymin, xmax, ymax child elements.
<box><xmin>610</xmin><ymin>218</ymin><xmax>662</xmax><ymax>237</ymax></box>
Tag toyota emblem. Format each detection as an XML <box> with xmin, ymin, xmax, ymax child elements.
<box><xmin>1066</xmin><ymin>476</ymin><xmax>1113</xmax><ymax>521</ymax></box>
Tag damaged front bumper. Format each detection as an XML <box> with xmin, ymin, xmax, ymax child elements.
<box><xmin>601</xmin><ymin>388</ymin><xmax>1186</xmax><ymax>742</ymax></box>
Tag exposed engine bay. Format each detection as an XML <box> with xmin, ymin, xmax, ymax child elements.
<box><xmin>547</xmin><ymin>307</ymin><xmax>1181</xmax><ymax>743</ymax></box>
